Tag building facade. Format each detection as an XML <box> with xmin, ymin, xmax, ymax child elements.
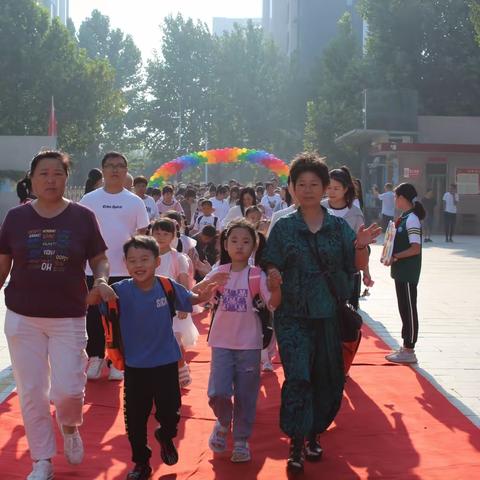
<box><xmin>38</xmin><ymin>0</ymin><xmax>70</xmax><ymax>26</ymax></box>
<box><xmin>262</xmin><ymin>0</ymin><xmax>363</xmax><ymax>70</ymax></box>
<box><xmin>337</xmin><ymin>116</ymin><xmax>480</xmax><ymax>234</ymax></box>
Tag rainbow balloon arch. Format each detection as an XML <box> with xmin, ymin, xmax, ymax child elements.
<box><xmin>148</xmin><ymin>147</ymin><xmax>289</xmax><ymax>187</ymax></box>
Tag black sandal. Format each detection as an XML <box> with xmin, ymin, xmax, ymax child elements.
<box><xmin>305</xmin><ymin>435</ymin><xmax>323</xmax><ymax>462</ymax></box>
<box><xmin>287</xmin><ymin>437</ymin><xmax>305</xmax><ymax>474</ymax></box>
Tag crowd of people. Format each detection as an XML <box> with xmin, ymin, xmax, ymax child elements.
<box><xmin>1</xmin><ymin>149</ymin><xmax>431</xmax><ymax>480</ymax></box>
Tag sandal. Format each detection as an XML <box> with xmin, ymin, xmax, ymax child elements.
<box><xmin>231</xmin><ymin>441</ymin><xmax>251</xmax><ymax>463</ymax></box>
<box><xmin>287</xmin><ymin>437</ymin><xmax>305</xmax><ymax>474</ymax></box>
<box><xmin>208</xmin><ymin>421</ymin><xmax>229</xmax><ymax>453</ymax></box>
<box><xmin>178</xmin><ymin>364</ymin><xmax>192</xmax><ymax>388</ymax></box>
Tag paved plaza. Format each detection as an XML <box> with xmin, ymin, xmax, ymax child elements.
<box><xmin>1</xmin><ymin>234</ymin><xmax>479</xmax><ymax>428</ymax></box>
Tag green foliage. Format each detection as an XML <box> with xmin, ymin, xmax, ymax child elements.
<box><xmin>0</xmin><ymin>0</ymin><xmax>122</xmax><ymax>180</ymax></box>
<box><xmin>143</xmin><ymin>17</ymin><xmax>303</xmax><ymax>174</ymax></box>
<box><xmin>78</xmin><ymin>9</ymin><xmax>143</xmax><ymax>159</ymax></box>
<box><xmin>360</xmin><ymin>0</ymin><xmax>480</xmax><ymax>115</ymax></box>
<box><xmin>303</xmin><ymin>13</ymin><xmax>363</xmax><ymax>171</ymax></box>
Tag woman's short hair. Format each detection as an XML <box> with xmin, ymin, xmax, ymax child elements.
<box><xmin>30</xmin><ymin>150</ymin><xmax>70</xmax><ymax>176</ymax></box>
<box><xmin>289</xmin><ymin>152</ymin><xmax>329</xmax><ymax>188</ymax></box>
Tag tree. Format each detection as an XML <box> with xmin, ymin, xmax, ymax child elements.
<box><xmin>360</xmin><ymin>0</ymin><xmax>480</xmax><ymax>115</ymax></box>
<box><xmin>0</xmin><ymin>1</ymin><xmax>122</xmax><ymax>179</ymax></box>
<box><xmin>144</xmin><ymin>16</ymin><xmax>302</xmax><ymax>176</ymax></box>
<box><xmin>303</xmin><ymin>13</ymin><xmax>364</xmax><ymax>171</ymax></box>
<box><xmin>144</xmin><ymin>14</ymin><xmax>216</xmax><ymax>162</ymax></box>
<box><xmin>78</xmin><ymin>10</ymin><xmax>143</xmax><ymax>154</ymax></box>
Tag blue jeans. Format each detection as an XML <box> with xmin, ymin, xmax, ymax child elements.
<box><xmin>208</xmin><ymin>348</ymin><xmax>261</xmax><ymax>442</ymax></box>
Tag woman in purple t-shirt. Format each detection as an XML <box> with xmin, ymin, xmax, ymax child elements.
<box><xmin>0</xmin><ymin>151</ymin><xmax>116</xmax><ymax>480</ymax></box>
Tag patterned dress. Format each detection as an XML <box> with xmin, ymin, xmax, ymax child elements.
<box><xmin>262</xmin><ymin>207</ymin><xmax>356</xmax><ymax>438</ymax></box>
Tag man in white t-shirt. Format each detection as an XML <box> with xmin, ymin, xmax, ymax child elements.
<box><xmin>260</xmin><ymin>182</ymin><xmax>283</xmax><ymax>219</ymax></box>
<box><xmin>80</xmin><ymin>151</ymin><xmax>150</xmax><ymax>381</ymax></box>
<box><xmin>210</xmin><ymin>185</ymin><xmax>230</xmax><ymax>224</ymax></box>
<box><xmin>374</xmin><ymin>183</ymin><xmax>395</xmax><ymax>231</ymax></box>
<box><xmin>133</xmin><ymin>175</ymin><xmax>159</xmax><ymax>221</ymax></box>
<box><xmin>443</xmin><ymin>184</ymin><xmax>459</xmax><ymax>242</ymax></box>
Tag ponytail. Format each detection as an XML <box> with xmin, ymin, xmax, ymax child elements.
<box><xmin>412</xmin><ymin>201</ymin><xmax>426</xmax><ymax>221</ymax></box>
<box><xmin>394</xmin><ymin>183</ymin><xmax>426</xmax><ymax>220</ymax></box>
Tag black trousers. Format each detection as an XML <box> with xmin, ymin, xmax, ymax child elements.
<box><xmin>444</xmin><ymin>212</ymin><xmax>456</xmax><ymax>240</ymax></box>
<box><xmin>350</xmin><ymin>272</ymin><xmax>361</xmax><ymax>310</ymax></box>
<box><xmin>381</xmin><ymin>214</ymin><xmax>394</xmax><ymax>231</ymax></box>
<box><xmin>86</xmin><ymin>276</ymin><xmax>129</xmax><ymax>358</ymax></box>
<box><xmin>394</xmin><ymin>280</ymin><xmax>419</xmax><ymax>349</ymax></box>
<box><xmin>124</xmin><ymin>362</ymin><xmax>181</xmax><ymax>464</ymax></box>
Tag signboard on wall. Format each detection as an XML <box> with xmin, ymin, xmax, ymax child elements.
<box><xmin>456</xmin><ymin>168</ymin><xmax>480</xmax><ymax>195</ymax></box>
<box><xmin>403</xmin><ymin>167</ymin><xmax>421</xmax><ymax>179</ymax></box>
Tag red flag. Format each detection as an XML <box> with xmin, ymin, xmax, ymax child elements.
<box><xmin>48</xmin><ymin>96</ymin><xmax>57</xmax><ymax>136</ymax></box>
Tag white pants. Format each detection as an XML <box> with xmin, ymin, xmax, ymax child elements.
<box><xmin>4</xmin><ymin>309</ymin><xmax>88</xmax><ymax>460</ymax></box>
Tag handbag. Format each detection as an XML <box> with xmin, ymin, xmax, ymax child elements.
<box><xmin>306</xmin><ymin>234</ymin><xmax>363</xmax><ymax>342</ymax></box>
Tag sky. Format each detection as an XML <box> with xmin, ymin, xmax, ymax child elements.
<box><xmin>70</xmin><ymin>0</ymin><xmax>263</xmax><ymax>59</ymax></box>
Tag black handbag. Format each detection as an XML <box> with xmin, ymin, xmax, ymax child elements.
<box><xmin>307</xmin><ymin>235</ymin><xmax>363</xmax><ymax>342</ymax></box>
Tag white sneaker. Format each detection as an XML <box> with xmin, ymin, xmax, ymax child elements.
<box><xmin>86</xmin><ymin>357</ymin><xmax>104</xmax><ymax>379</ymax></box>
<box><xmin>27</xmin><ymin>460</ymin><xmax>54</xmax><ymax>480</ymax></box>
<box><xmin>385</xmin><ymin>347</ymin><xmax>418</xmax><ymax>364</ymax></box>
<box><xmin>108</xmin><ymin>365</ymin><xmax>124</xmax><ymax>381</ymax></box>
<box><xmin>62</xmin><ymin>429</ymin><xmax>84</xmax><ymax>465</ymax></box>
<box><xmin>262</xmin><ymin>361</ymin><xmax>274</xmax><ymax>372</ymax></box>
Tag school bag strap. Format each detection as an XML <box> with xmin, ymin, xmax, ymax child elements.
<box><xmin>207</xmin><ymin>263</ymin><xmax>231</xmax><ymax>342</ymax></box>
<box><xmin>248</xmin><ymin>267</ymin><xmax>274</xmax><ymax>349</ymax></box>
<box><xmin>157</xmin><ymin>275</ymin><xmax>176</xmax><ymax>319</ymax></box>
<box><xmin>247</xmin><ymin>266</ymin><xmax>262</xmax><ymax>298</ymax></box>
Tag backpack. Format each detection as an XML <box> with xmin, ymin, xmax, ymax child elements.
<box><xmin>197</xmin><ymin>215</ymin><xmax>218</xmax><ymax>229</ymax></box>
<box><xmin>100</xmin><ymin>276</ymin><xmax>176</xmax><ymax>371</ymax></box>
<box><xmin>208</xmin><ymin>264</ymin><xmax>274</xmax><ymax>349</ymax></box>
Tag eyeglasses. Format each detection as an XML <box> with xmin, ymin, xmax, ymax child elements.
<box><xmin>103</xmin><ymin>163</ymin><xmax>127</xmax><ymax>171</ymax></box>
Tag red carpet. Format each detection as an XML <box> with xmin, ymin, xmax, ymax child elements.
<box><xmin>1</xmin><ymin>313</ymin><xmax>479</xmax><ymax>479</ymax></box>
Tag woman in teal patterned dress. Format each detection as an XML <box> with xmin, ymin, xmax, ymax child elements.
<box><xmin>262</xmin><ymin>153</ymin><xmax>381</xmax><ymax>473</ymax></box>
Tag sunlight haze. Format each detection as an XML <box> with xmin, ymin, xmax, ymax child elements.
<box><xmin>70</xmin><ymin>0</ymin><xmax>262</xmax><ymax>59</ymax></box>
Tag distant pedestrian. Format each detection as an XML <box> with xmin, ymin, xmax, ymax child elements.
<box><xmin>383</xmin><ymin>183</ymin><xmax>425</xmax><ymax>364</ymax></box>
<box><xmin>374</xmin><ymin>183</ymin><xmax>395</xmax><ymax>231</ymax></box>
<box><xmin>84</xmin><ymin>168</ymin><xmax>103</xmax><ymax>195</ymax></box>
<box><xmin>16</xmin><ymin>175</ymin><xmax>34</xmax><ymax>204</ymax></box>
<box><xmin>421</xmin><ymin>189</ymin><xmax>436</xmax><ymax>242</ymax></box>
<box><xmin>443</xmin><ymin>184</ymin><xmax>459</xmax><ymax>242</ymax></box>
<box><xmin>134</xmin><ymin>175</ymin><xmax>159</xmax><ymax>221</ymax></box>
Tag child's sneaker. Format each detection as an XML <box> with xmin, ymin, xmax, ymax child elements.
<box><xmin>262</xmin><ymin>360</ymin><xmax>274</xmax><ymax>372</ymax></box>
<box><xmin>126</xmin><ymin>463</ymin><xmax>152</xmax><ymax>480</ymax></box>
<box><xmin>231</xmin><ymin>441</ymin><xmax>251</xmax><ymax>463</ymax></box>
<box><xmin>27</xmin><ymin>460</ymin><xmax>54</xmax><ymax>480</ymax></box>
<box><xmin>86</xmin><ymin>356</ymin><xmax>104</xmax><ymax>379</ymax></box>
<box><xmin>108</xmin><ymin>365</ymin><xmax>124</xmax><ymax>381</ymax></box>
<box><xmin>208</xmin><ymin>420</ymin><xmax>229</xmax><ymax>453</ymax></box>
<box><xmin>385</xmin><ymin>347</ymin><xmax>417</xmax><ymax>364</ymax></box>
<box><xmin>154</xmin><ymin>427</ymin><xmax>178</xmax><ymax>466</ymax></box>
<box><xmin>178</xmin><ymin>364</ymin><xmax>192</xmax><ymax>388</ymax></box>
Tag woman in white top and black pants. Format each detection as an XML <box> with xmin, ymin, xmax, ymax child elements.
<box><xmin>322</xmin><ymin>167</ymin><xmax>371</xmax><ymax>310</ymax></box>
